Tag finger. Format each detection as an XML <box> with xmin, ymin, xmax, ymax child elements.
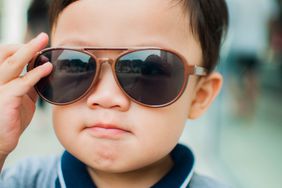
<box><xmin>5</xmin><ymin>62</ymin><xmax>53</xmax><ymax>98</ymax></box>
<box><xmin>0</xmin><ymin>33</ymin><xmax>49</xmax><ymax>84</ymax></box>
<box><xmin>0</xmin><ymin>44</ymin><xmax>23</xmax><ymax>63</ymax></box>
<box><xmin>27</xmin><ymin>87</ymin><xmax>38</xmax><ymax>104</ymax></box>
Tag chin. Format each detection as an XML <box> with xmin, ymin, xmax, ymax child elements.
<box><xmin>87</xmin><ymin>159</ymin><xmax>138</xmax><ymax>173</ymax></box>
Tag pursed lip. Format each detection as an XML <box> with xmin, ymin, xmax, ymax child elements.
<box><xmin>85</xmin><ymin>123</ymin><xmax>131</xmax><ymax>139</ymax></box>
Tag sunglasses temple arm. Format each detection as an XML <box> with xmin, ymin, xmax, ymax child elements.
<box><xmin>188</xmin><ymin>65</ymin><xmax>208</xmax><ymax>76</ymax></box>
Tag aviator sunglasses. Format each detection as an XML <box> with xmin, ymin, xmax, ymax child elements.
<box><xmin>27</xmin><ymin>47</ymin><xmax>207</xmax><ymax>108</ymax></box>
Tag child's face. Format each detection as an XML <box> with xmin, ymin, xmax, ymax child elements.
<box><xmin>51</xmin><ymin>0</ymin><xmax>212</xmax><ymax>173</ymax></box>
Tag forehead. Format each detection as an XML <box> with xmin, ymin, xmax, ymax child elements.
<box><xmin>52</xmin><ymin>0</ymin><xmax>202</xmax><ymax>64</ymax></box>
<box><xmin>54</xmin><ymin>0</ymin><xmax>187</xmax><ymax>45</ymax></box>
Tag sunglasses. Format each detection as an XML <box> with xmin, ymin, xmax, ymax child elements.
<box><xmin>27</xmin><ymin>47</ymin><xmax>207</xmax><ymax>108</ymax></box>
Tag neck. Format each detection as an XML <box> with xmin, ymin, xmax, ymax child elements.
<box><xmin>87</xmin><ymin>155</ymin><xmax>173</xmax><ymax>188</ymax></box>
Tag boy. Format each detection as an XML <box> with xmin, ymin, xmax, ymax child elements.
<box><xmin>0</xmin><ymin>0</ymin><xmax>229</xmax><ymax>187</ymax></box>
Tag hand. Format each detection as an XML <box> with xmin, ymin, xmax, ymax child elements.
<box><xmin>0</xmin><ymin>33</ymin><xmax>53</xmax><ymax>158</ymax></box>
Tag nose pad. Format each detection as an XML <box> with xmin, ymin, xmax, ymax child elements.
<box><xmin>97</xmin><ymin>57</ymin><xmax>114</xmax><ymax>65</ymax></box>
<box><xmin>95</xmin><ymin>57</ymin><xmax>115</xmax><ymax>82</ymax></box>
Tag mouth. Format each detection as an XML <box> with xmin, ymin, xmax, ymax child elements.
<box><xmin>85</xmin><ymin>123</ymin><xmax>131</xmax><ymax>139</ymax></box>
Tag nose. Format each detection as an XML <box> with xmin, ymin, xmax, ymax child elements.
<box><xmin>86</xmin><ymin>61</ymin><xmax>131</xmax><ymax>111</ymax></box>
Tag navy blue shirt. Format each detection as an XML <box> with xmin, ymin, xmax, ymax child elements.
<box><xmin>55</xmin><ymin>144</ymin><xmax>195</xmax><ymax>188</ymax></box>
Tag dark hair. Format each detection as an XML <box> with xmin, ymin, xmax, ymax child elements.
<box><xmin>27</xmin><ymin>0</ymin><xmax>50</xmax><ymax>36</ymax></box>
<box><xmin>49</xmin><ymin>0</ymin><xmax>228</xmax><ymax>72</ymax></box>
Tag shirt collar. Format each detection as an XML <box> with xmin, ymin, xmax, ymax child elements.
<box><xmin>56</xmin><ymin>144</ymin><xmax>195</xmax><ymax>188</ymax></box>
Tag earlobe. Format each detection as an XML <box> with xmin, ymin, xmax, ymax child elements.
<box><xmin>188</xmin><ymin>72</ymin><xmax>223</xmax><ymax>119</ymax></box>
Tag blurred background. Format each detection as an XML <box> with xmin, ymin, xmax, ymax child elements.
<box><xmin>0</xmin><ymin>0</ymin><xmax>281</xmax><ymax>187</ymax></box>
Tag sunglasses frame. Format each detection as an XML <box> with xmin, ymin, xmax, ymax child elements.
<box><xmin>28</xmin><ymin>47</ymin><xmax>207</xmax><ymax>108</ymax></box>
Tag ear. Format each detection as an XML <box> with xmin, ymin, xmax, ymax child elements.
<box><xmin>188</xmin><ymin>72</ymin><xmax>223</xmax><ymax>119</ymax></box>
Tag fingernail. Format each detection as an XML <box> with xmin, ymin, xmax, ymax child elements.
<box><xmin>40</xmin><ymin>62</ymin><xmax>52</xmax><ymax>69</ymax></box>
<box><xmin>42</xmin><ymin>62</ymin><xmax>52</xmax><ymax>67</ymax></box>
<box><xmin>35</xmin><ymin>32</ymin><xmax>47</xmax><ymax>41</ymax></box>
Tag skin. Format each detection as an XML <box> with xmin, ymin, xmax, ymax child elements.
<box><xmin>0</xmin><ymin>0</ymin><xmax>222</xmax><ymax>187</ymax></box>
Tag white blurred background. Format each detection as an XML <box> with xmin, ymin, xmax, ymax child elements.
<box><xmin>0</xmin><ymin>0</ymin><xmax>282</xmax><ymax>188</ymax></box>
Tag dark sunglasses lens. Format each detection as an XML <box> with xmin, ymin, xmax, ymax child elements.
<box><xmin>34</xmin><ymin>49</ymin><xmax>96</xmax><ymax>104</ymax></box>
<box><xmin>116</xmin><ymin>50</ymin><xmax>185</xmax><ymax>106</ymax></box>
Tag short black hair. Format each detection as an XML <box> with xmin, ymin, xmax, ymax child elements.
<box><xmin>27</xmin><ymin>0</ymin><xmax>50</xmax><ymax>35</ymax></box>
<box><xmin>49</xmin><ymin>0</ymin><xmax>228</xmax><ymax>72</ymax></box>
<box><xmin>180</xmin><ymin>0</ymin><xmax>228</xmax><ymax>72</ymax></box>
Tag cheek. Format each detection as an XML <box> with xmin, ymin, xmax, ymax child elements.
<box><xmin>52</xmin><ymin>106</ymin><xmax>80</xmax><ymax>149</ymax></box>
<box><xmin>134</xmin><ymin>108</ymin><xmax>186</xmax><ymax>146</ymax></box>
<box><xmin>130</xmin><ymin>98</ymin><xmax>191</xmax><ymax>160</ymax></box>
<box><xmin>133</xmin><ymin>78</ymin><xmax>197</xmax><ymax>143</ymax></box>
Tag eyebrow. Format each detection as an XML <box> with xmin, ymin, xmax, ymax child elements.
<box><xmin>55</xmin><ymin>39</ymin><xmax>96</xmax><ymax>47</ymax></box>
<box><xmin>54</xmin><ymin>38</ymin><xmax>171</xmax><ymax>49</ymax></box>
